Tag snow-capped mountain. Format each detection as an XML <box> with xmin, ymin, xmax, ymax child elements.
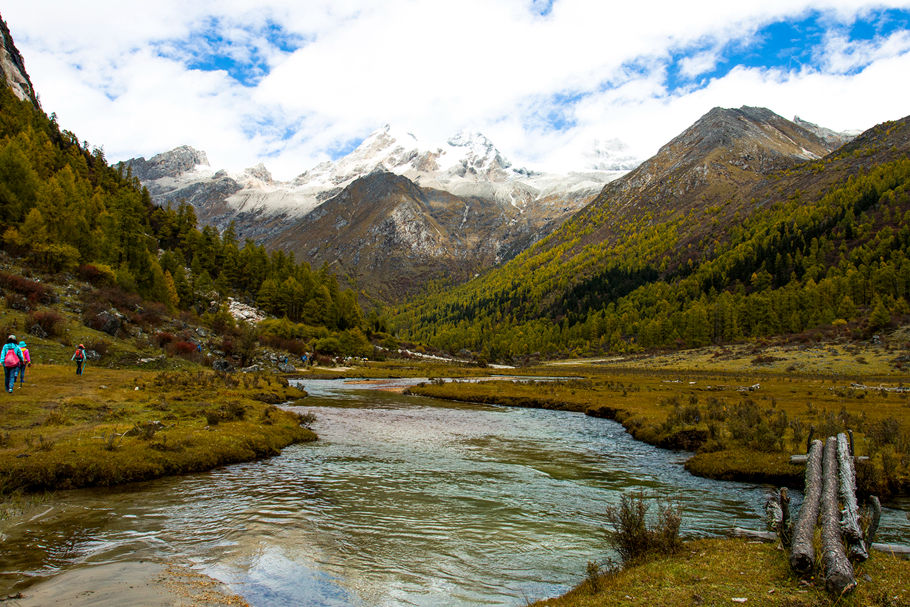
<box><xmin>122</xmin><ymin>127</ymin><xmax>631</xmax><ymax>300</ymax></box>
<box><xmin>127</xmin><ymin>125</ymin><xmax>627</xmax><ymax>224</ymax></box>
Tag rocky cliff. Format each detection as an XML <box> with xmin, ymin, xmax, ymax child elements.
<box><xmin>0</xmin><ymin>14</ymin><xmax>38</xmax><ymax>106</ymax></box>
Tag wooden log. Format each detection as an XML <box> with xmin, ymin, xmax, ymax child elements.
<box><xmin>790</xmin><ymin>454</ymin><xmax>868</xmax><ymax>464</ymax></box>
<box><xmin>764</xmin><ymin>492</ymin><xmax>783</xmax><ymax>532</ymax></box>
<box><xmin>866</xmin><ymin>496</ymin><xmax>882</xmax><ymax>552</ymax></box>
<box><xmin>837</xmin><ymin>433</ymin><xmax>868</xmax><ymax>561</ymax></box>
<box><xmin>732</xmin><ymin>527</ymin><xmax>910</xmax><ymax>558</ymax></box>
<box><xmin>780</xmin><ymin>487</ymin><xmax>792</xmax><ymax>548</ymax></box>
<box><xmin>790</xmin><ymin>439</ymin><xmax>823</xmax><ymax>573</ymax></box>
<box><xmin>730</xmin><ymin>527</ymin><xmax>910</xmax><ymax>559</ymax></box>
<box><xmin>821</xmin><ymin>437</ymin><xmax>856</xmax><ymax>595</ymax></box>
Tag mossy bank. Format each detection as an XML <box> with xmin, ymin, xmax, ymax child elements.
<box><xmin>407</xmin><ymin>366</ymin><xmax>910</xmax><ymax>497</ymax></box>
<box><xmin>0</xmin><ymin>365</ymin><xmax>315</xmax><ymax>495</ymax></box>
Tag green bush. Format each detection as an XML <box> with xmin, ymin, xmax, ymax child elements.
<box><xmin>604</xmin><ymin>491</ymin><xmax>682</xmax><ymax>564</ymax></box>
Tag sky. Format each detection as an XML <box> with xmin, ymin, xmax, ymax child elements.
<box><xmin>3</xmin><ymin>1</ymin><xmax>910</xmax><ymax>180</ymax></box>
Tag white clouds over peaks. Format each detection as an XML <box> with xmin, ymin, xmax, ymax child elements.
<box><xmin>3</xmin><ymin>1</ymin><xmax>910</xmax><ymax>180</ymax></box>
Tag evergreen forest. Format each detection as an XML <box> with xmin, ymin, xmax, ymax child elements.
<box><xmin>395</xmin><ymin>117</ymin><xmax>910</xmax><ymax>362</ymax></box>
<box><xmin>0</xmin><ymin>83</ymin><xmax>366</xmax><ymax>348</ymax></box>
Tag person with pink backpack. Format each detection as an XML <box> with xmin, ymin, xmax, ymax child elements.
<box><xmin>2</xmin><ymin>335</ymin><xmax>23</xmax><ymax>393</ymax></box>
<box><xmin>17</xmin><ymin>340</ymin><xmax>30</xmax><ymax>385</ymax></box>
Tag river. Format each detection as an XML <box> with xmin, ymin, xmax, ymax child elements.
<box><xmin>1</xmin><ymin>378</ymin><xmax>908</xmax><ymax>606</ymax></box>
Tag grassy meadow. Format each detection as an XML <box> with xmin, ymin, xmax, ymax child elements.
<box><xmin>407</xmin><ymin>345</ymin><xmax>910</xmax><ymax>496</ymax></box>
<box><xmin>0</xmin><ymin>364</ymin><xmax>315</xmax><ymax>496</ymax></box>
<box><xmin>531</xmin><ymin>538</ymin><xmax>910</xmax><ymax>607</ymax></box>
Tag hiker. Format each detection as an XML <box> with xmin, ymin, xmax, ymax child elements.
<box><xmin>72</xmin><ymin>343</ymin><xmax>86</xmax><ymax>375</ymax></box>
<box><xmin>17</xmin><ymin>340</ymin><xmax>30</xmax><ymax>385</ymax></box>
<box><xmin>2</xmin><ymin>335</ymin><xmax>23</xmax><ymax>393</ymax></box>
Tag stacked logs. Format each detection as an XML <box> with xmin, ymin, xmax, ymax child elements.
<box><xmin>778</xmin><ymin>432</ymin><xmax>881</xmax><ymax>596</ymax></box>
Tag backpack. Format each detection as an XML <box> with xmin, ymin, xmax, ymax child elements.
<box><xmin>74</xmin><ymin>348</ymin><xmax>84</xmax><ymax>361</ymax></box>
<box><xmin>4</xmin><ymin>348</ymin><xmax>20</xmax><ymax>368</ymax></box>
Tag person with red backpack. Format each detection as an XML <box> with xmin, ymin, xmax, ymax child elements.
<box><xmin>2</xmin><ymin>335</ymin><xmax>23</xmax><ymax>393</ymax></box>
<box><xmin>72</xmin><ymin>344</ymin><xmax>86</xmax><ymax>376</ymax></box>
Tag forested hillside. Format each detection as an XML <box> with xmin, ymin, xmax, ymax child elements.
<box><xmin>395</xmin><ymin>111</ymin><xmax>910</xmax><ymax>361</ymax></box>
<box><xmin>0</xmin><ymin>81</ymin><xmax>363</xmax><ymax>336</ymax></box>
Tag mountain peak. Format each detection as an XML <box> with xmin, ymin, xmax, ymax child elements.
<box><xmin>0</xmin><ymin>16</ymin><xmax>38</xmax><ymax>106</ymax></box>
<box><xmin>125</xmin><ymin>146</ymin><xmax>209</xmax><ymax>181</ymax></box>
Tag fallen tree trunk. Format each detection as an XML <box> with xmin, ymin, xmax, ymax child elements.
<box><xmin>866</xmin><ymin>496</ymin><xmax>882</xmax><ymax>552</ymax></box>
<box><xmin>732</xmin><ymin>528</ymin><xmax>910</xmax><ymax>558</ymax></box>
<box><xmin>790</xmin><ymin>454</ymin><xmax>868</xmax><ymax>464</ymax></box>
<box><xmin>837</xmin><ymin>433</ymin><xmax>868</xmax><ymax>561</ymax></box>
<box><xmin>821</xmin><ymin>437</ymin><xmax>856</xmax><ymax>595</ymax></box>
<box><xmin>790</xmin><ymin>439</ymin><xmax>823</xmax><ymax>573</ymax></box>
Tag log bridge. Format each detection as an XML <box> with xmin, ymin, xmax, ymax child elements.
<box><xmin>764</xmin><ymin>432</ymin><xmax>886</xmax><ymax>596</ymax></box>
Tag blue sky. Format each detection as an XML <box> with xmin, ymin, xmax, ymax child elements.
<box><xmin>4</xmin><ymin>1</ymin><xmax>910</xmax><ymax>178</ymax></box>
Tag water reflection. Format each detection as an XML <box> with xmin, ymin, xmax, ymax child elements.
<box><xmin>1</xmin><ymin>378</ymin><xmax>907</xmax><ymax>606</ymax></box>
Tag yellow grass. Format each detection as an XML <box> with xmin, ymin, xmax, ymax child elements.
<box><xmin>0</xmin><ymin>365</ymin><xmax>315</xmax><ymax>495</ymax></box>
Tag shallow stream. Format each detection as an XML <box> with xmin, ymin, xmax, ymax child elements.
<box><xmin>2</xmin><ymin>378</ymin><xmax>908</xmax><ymax>606</ymax></box>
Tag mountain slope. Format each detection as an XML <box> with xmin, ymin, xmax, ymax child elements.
<box><xmin>267</xmin><ymin>169</ymin><xmax>574</xmax><ymax>300</ymax></box>
<box><xmin>125</xmin><ymin>127</ymin><xmax>624</xmax><ymax>300</ymax></box>
<box><xmin>396</xmin><ymin>107</ymin><xmax>910</xmax><ymax>361</ymax></box>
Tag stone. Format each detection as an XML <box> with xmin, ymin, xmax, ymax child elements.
<box><xmin>92</xmin><ymin>310</ymin><xmax>123</xmax><ymax>336</ymax></box>
<box><xmin>212</xmin><ymin>359</ymin><xmax>233</xmax><ymax>373</ymax></box>
<box><xmin>28</xmin><ymin>323</ymin><xmax>48</xmax><ymax>339</ymax></box>
<box><xmin>277</xmin><ymin>362</ymin><xmax>297</xmax><ymax>373</ymax></box>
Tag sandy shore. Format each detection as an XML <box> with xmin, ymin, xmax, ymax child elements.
<box><xmin>5</xmin><ymin>561</ymin><xmax>249</xmax><ymax>607</ymax></box>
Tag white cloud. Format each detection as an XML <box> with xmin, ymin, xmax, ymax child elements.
<box><xmin>678</xmin><ymin>49</ymin><xmax>721</xmax><ymax>79</ymax></box>
<box><xmin>3</xmin><ymin>0</ymin><xmax>910</xmax><ymax>179</ymax></box>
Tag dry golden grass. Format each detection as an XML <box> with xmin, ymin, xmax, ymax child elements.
<box><xmin>531</xmin><ymin>538</ymin><xmax>910</xmax><ymax>607</ymax></box>
<box><xmin>409</xmin><ymin>364</ymin><xmax>910</xmax><ymax>495</ymax></box>
<box><xmin>0</xmin><ymin>365</ymin><xmax>315</xmax><ymax>495</ymax></box>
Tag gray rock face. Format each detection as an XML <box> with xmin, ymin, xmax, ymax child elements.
<box><xmin>212</xmin><ymin>359</ymin><xmax>234</xmax><ymax>372</ymax></box>
<box><xmin>89</xmin><ymin>310</ymin><xmax>123</xmax><ymax>336</ymax></box>
<box><xmin>126</xmin><ymin>146</ymin><xmax>210</xmax><ymax>181</ymax></box>
<box><xmin>0</xmin><ymin>17</ymin><xmax>38</xmax><ymax>106</ymax></box>
<box><xmin>28</xmin><ymin>323</ymin><xmax>48</xmax><ymax>339</ymax></box>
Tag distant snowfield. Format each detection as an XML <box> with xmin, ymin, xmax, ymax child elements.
<box><xmin>137</xmin><ymin>124</ymin><xmax>635</xmax><ymax>219</ymax></box>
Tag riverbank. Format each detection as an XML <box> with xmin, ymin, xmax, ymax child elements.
<box><xmin>0</xmin><ymin>365</ymin><xmax>315</xmax><ymax>496</ymax></box>
<box><xmin>5</xmin><ymin>561</ymin><xmax>249</xmax><ymax>606</ymax></box>
<box><xmin>406</xmin><ymin>367</ymin><xmax>910</xmax><ymax>496</ymax></box>
<box><xmin>531</xmin><ymin>538</ymin><xmax>910</xmax><ymax>606</ymax></box>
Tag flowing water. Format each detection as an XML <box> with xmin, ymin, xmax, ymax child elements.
<box><xmin>1</xmin><ymin>378</ymin><xmax>908</xmax><ymax>606</ymax></box>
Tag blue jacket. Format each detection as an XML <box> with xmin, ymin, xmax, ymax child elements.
<box><xmin>2</xmin><ymin>343</ymin><xmax>23</xmax><ymax>368</ymax></box>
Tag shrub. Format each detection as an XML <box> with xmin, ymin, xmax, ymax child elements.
<box><xmin>0</xmin><ymin>271</ymin><xmax>54</xmax><ymax>304</ymax></box>
<box><xmin>26</xmin><ymin>309</ymin><xmax>66</xmax><ymax>337</ymax></box>
<box><xmin>154</xmin><ymin>332</ymin><xmax>176</xmax><ymax>348</ymax></box>
<box><xmin>167</xmin><ymin>341</ymin><xmax>198</xmax><ymax>356</ymax></box>
<box><xmin>77</xmin><ymin>263</ymin><xmax>116</xmax><ymax>286</ymax></box>
<box><xmin>132</xmin><ymin>302</ymin><xmax>168</xmax><ymax>326</ymax></box>
<box><xmin>260</xmin><ymin>334</ymin><xmax>309</xmax><ymax>356</ymax></box>
<box><xmin>84</xmin><ymin>338</ymin><xmax>111</xmax><ymax>357</ymax></box>
<box><xmin>604</xmin><ymin>492</ymin><xmax>682</xmax><ymax>564</ymax></box>
<box><xmin>91</xmin><ymin>286</ymin><xmax>141</xmax><ymax>313</ymax></box>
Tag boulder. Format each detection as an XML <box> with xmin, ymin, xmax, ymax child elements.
<box><xmin>91</xmin><ymin>310</ymin><xmax>123</xmax><ymax>336</ymax></box>
<box><xmin>212</xmin><ymin>359</ymin><xmax>234</xmax><ymax>373</ymax></box>
<box><xmin>277</xmin><ymin>362</ymin><xmax>297</xmax><ymax>373</ymax></box>
<box><xmin>28</xmin><ymin>323</ymin><xmax>48</xmax><ymax>339</ymax></box>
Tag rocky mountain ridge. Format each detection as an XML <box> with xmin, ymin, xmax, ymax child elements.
<box><xmin>124</xmin><ymin>126</ymin><xmax>628</xmax><ymax>300</ymax></box>
<box><xmin>566</xmin><ymin>106</ymin><xmax>855</xmax><ymax>255</ymax></box>
<box><xmin>0</xmin><ymin>14</ymin><xmax>37</xmax><ymax>106</ymax></box>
